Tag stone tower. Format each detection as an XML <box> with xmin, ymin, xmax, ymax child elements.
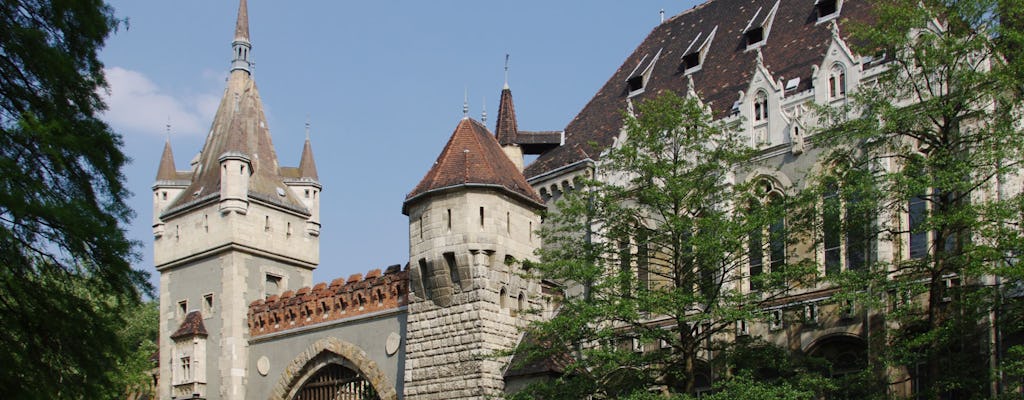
<box><xmin>402</xmin><ymin>116</ymin><xmax>545</xmax><ymax>399</ymax></box>
<box><xmin>153</xmin><ymin>1</ymin><xmax>320</xmax><ymax>398</ymax></box>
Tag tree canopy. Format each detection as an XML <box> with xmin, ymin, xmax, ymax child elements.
<box><xmin>0</xmin><ymin>0</ymin><xmax>150</xmax><ymax>398</ymax></box>
<box><xmin>804</xmin><ymin>0</ymin><xmax>1024</xmax><ymax>397</ymax></box>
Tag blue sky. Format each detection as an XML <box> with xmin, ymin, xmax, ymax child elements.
<box><xmin>99</xmin><ymin>1</ymin><xmax>702</xmax><ymax>289</ymax></box>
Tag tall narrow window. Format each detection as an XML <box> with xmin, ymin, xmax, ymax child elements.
<box><xmin>180</xmin><ymin>356</ymin><xmax>192</xmax><ymax>382</ymax></box>
<box><xmin>619</xmin><ymin>241</ymin><xmax>633</xmax><ymax>296</ymax></box>
<box><xmin>768</xmin><ymin>198</ymin><xmax>786</xmax><ymax>276</ymax></box>
<box><xmin>447</xmin><ymin>209</ymin><xmax>452</xmax><ymax>232</ymax></box>
<box><xmin>749</xmin><ymin>209</ymin><xmax>764</xmax><ymax>291</ymax></box>
<box><xmin>823</xmin><ymin>181</ymin><xmax>842</xmax><ymax>275</ymax></box>
<box><xmin>444</xmin><ymin>252</ymin><xmax>460</xmax><ymax>287</ymax></box>
<box><xmin>908</xmin><ymin>194</ymin><xmax>928</xmax><ymax>259</ymax></box>
<box><xmin>418</xmin><ymin>258</ymin><xmax>432</xmax><ymax>298</ymax></box>
<box><xmin>203</xmin><ymin>294</ymin><xmax>214</xmax><ymax>316</ymax></box>
<box><xmin>507</xmin><ymin>211</ymin><xmax>511</xmax><ymax>235</ymax></box>
<box><xmin>753</xmin><ymin>90</ymin><xmax>768</xmax><ymax>122</ymax></box>
<box><xmin>479</xmin><ymin>207</ymin><xmax>485</xmax><ymax>229</ymax></box>
<box><xmin>829</xmin><ymin>64</ymin><xmax>847</xmax><ymax>99</ymax></box>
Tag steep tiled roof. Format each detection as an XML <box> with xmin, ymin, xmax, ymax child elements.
<box><xmin>163</xmin><ymin>0</ymin><xmax>307</xmax><ymax>216</ymax></box>
<box><xmin>495</xmin><ymin>88</ymin><xmax>518</xmax><ymax>146</ymax></box>
<box><xmin>155</xmin><ymin>140</ymin><xmax>177</xmax><ymax>181</ymax></box>
<box><xmin>525</xmin><ymin>0</ymin><xmax>872</xmax><ymax>179</ymax></box>
<box><xmin>298</xmin><ymin>138</ymin><xmax>318</xmax><ymax>180</ymax></box>
<box><xmin>404</xmin><ymin>118</ymin><xmax>544</xmax><ymax>213</ymax></box>
<box><xmin>171</xmin><ymin>311</ymin><xmax>208</xmax><ymax>339</ymax></box>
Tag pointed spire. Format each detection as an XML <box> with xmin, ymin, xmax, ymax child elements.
<box><xmin>156</xmin><ymin>139</ymin><xmax>177</xmax><ymax>181</ymax></box>
<box><xmin>495</xmin><ymin>85</ymin><xmax>518</xmax><ymax>146</ymax></box>
<box><xmin>481</xmin><ymin>96</ymin><xmax>488</xmax><ymax>124</ymax></box>
<box><xmin>235</xmin><ymin>0</ymin><xmax>250</xmax><ymax>41</ymax></box>
<box><xmin>504</xmin><ymin>54</ymin><xmax>511</xmax><ymax>90</ymax></box>
<box><xmin>299</xmin><ymin>120</ymin><xmax>319</xmax><ymax>180</ymax></box>
<box><xmin>231</xmin><ymin>0</ymin><xmax>253</xmax><ymax>74</ymax></box>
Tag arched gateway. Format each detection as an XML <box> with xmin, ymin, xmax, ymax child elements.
<box><xmin>272</xmin><ymin>338</ymin><xmax>398</xmax><ymax>400</ymax></box>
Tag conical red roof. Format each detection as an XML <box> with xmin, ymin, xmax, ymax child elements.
<box><xmin>495</xmin><ymin>88</ymin><xmax>518</xmax><ymax>146</ymax></box>
<box><xmin>404</xmin><ymin>118</ymin><xmax>543</xmax><ymax>214</ymax></box>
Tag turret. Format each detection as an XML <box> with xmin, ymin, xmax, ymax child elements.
<box><xmin>152</xmin><ymin>140</ymin><xmax>188</xmax><ymax>238</ymax></box>
<box><xmin>495</xmin><ymin>85</ymin><xmax>524</xmax><ymax>172</ymax></box>
<box><xmin>402</xmin><ymin>117</ymin><xmax>545</xmax><ymax>399</ymax></box>
<box><xmin>218</xmin><ymin>151</ymin><xmax>251</xmax><ymax>214</ymax></box>
<box><xmin>285</xmin><ymin>131</ymin><xmax>322</xmax><ymax>236</ymax></box>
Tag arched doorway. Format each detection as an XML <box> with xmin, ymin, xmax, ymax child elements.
<box><xmin>272</xmin><ymin>337</ymin><xmax>398</xmax><ymax>400</ymax></box>
<box><xmin>293</xmin><ymin>362</ymin><xmax>379</xmax><ymax>400</ymax></box>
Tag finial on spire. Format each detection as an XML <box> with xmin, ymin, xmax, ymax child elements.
<box><xmin>504</xmin><ymin>54</ymin><xmax>510</xmax><ymax>90</ymax></box>
<box><xmin>481</xmin><ymin>96</ymin><xmax>488</xmax><ymax>124</ymax></box>
<box><xmin>660</xmin><ymin>9</ymin><xmax>665</xmax><ymax>23</ymax></box>
<box><xmin>230</xmin><ymin>0</ymin><xmax>253</xmax><ymax>74</ymax></box>
<box><xmin>463</xmin><ymin>88</ymin><xmax>469</xmax><ymax>119</ymax></box>
<box><xmin>165</xmin><ymin>116</ymin><xmax>172</xmax><ymax>141</ymax></box>
<box><xmin>305</xmin><ymin>115</ymin><xmax>311</xmax><ymax>141</ymax></box>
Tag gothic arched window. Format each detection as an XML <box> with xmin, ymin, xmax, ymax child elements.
<box><xmin>753</xmin><ymin>90</ymin><xmax>769</xmax><ymax>122</ymax></box>
<box><xmin>829</xmin><ymin>64</ymin><xmax>847</xmax><ymax>99</ymax></box>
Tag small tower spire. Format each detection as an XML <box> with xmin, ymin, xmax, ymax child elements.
<box><xmin>481</xmin><ymin>96</ymin><xmax>488</xmax><ymax>124</ymax></box>
<box><xmin>503</xmin><ymin>54</ymin><xmax>510</xmax><ymax>90</ymax></box>
<box><xmin>230</xmin><ymin>0</ymin><xmax>253</xmax><ymax>74</ymax></box>
<box><xmin>305</xmin><ymin>115</ymin><xmax>311</xmax><ymax>141</ymax></box>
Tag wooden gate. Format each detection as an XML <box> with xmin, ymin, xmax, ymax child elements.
<box><xmin>293</xmin><ymin>363</ymin><xmax>380</xmax><ymax>400</ymax></box>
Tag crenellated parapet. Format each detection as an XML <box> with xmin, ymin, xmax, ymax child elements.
<box><xmin>247</xmin><ymin>265</ymin><xmax>408</xmax><ymax>337</ymax></box>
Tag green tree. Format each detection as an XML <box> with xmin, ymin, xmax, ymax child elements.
<box><xmin>0</xmin><ymin>0</ymin><xmax>150</xmax><ymax>398</ymax></box>
<box><xmin>509</xmin><ymin>92</ymin><xmax>815</xmax><ymax>398</ymax></box>
<box><xmin>807</xmin><ymin>0</ymin><xmax>1024</xmax><ymax>397</ymax></box>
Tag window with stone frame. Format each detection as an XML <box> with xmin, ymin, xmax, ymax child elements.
<box><xmin>822</xmin><ymin>177</ymin><xmax>873</xmax><ymax>276</ymax></box>
<box><xmin>748</xmin><ymin>179</ymin><xmax>786</xmax><ymax>291</ymax></box>
<box><xmin>753</xmin><ymin>90</ymin><xmax>769</xmax><ymax>122</ymax></box>
<box><xmin>829</xmin><ymin>63</ymin><xmax>847</xmax><ymax>99</ymax></box>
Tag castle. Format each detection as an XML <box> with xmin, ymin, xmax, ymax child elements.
<box><xmin>153</xmin><ymin>1</ymin><xmax>1020</xmax><ymax>399</ymax></box>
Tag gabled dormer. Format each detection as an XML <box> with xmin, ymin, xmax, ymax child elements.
<box><xmin>742</xmin><ymin>0</ymin><xmax>779</xmax><ymax>50</ymax></box>
<box><xmin>815</xmin><ymin>0</ymin><xmax>843</xmax><ymax>24</ymax></box>
<box><xmin>626</xmin><ymin>48</ymin><xmax>662</xmax><ymax>97</ymax></box>
<box><xmin>681</xmin><ymin>26</ymin><xmax>717</xmax><ymax>75</ymax></box>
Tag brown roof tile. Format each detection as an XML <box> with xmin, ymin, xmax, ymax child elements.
<box><xmin>495</xmin><ymin>88</ymin><xmax>518</xmax><ymax>146</ymax></box>
<box><xmin>170</xmin><ymin>311</ymin><xmax>208</xmax><ymax>339</ymax></box>
<box><xmin>405</xmin><ymin>118</ymin><xmax>544</xmax><ymax>214</ymax></box>
<box><xmin>525</xmin><ymin>0</ymin><xmax>873</xmax><ymax>179</ymax></box>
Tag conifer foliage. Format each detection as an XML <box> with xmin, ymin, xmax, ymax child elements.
<box><xmin>0</xmin><ymin>0</ymin><xmax>150</xmax><ymax>398</ymax></box>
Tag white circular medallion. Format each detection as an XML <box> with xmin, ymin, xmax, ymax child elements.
<box><xmin>385</xmin><ymin>332</ymin><xmax>401</xmax><ymax>356</ymax></box>
<box><xmin>257</xmin><ymin>356</ymin><xmax>270</xmax><ymax>376</ymax></box>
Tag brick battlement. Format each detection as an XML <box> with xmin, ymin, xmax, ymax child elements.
<box><xmin>247</xmin><ymin>265</ymin><xmax>408</xmax><ymax>337</ymax></box>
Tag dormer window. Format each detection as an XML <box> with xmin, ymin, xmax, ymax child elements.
<box><xmin>680</xmin><ymin>27</ymin><xmax>717</xmax><ymax>74</ymax></box>
<box><xmin>742</xmin><ymin>1</ymin><xmax>779</xmax><ymax>50</ymax></box>
<box><xmin>626</xmin><ymin>49</ymin><xmax>662</xmax><ymax>96</ymax></box>
<box><xmin>682</xmin><ymin>52</ymin><xmax>700</xmax><ymax>71</ymax></box>
<box><xmin>744</xmin><ymin>27</ymin><xmax>764</xmax><ymax>47</ymax></box>
<box><xmin>627</xmin><ymin>76</ymin><xmax>644</xmax><ymax>92</ymax></box>
<box><xmin>816</xmin><ymin>0</ymin><xmax>841</xmax><ymax>21</ymax></box>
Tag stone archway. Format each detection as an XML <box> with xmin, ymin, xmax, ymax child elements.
<box><xmin>270</xmin><ymin>337</ymin><xmax>398</xmax><ymax>400</ymax></box>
